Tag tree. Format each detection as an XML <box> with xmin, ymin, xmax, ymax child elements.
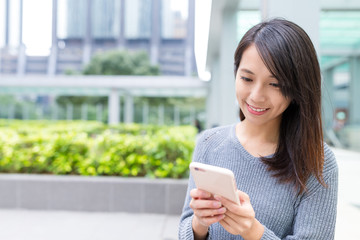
<box><xmin>82</xmin><ymin>50</ymin><xmax>160</xmax><ymax>75</ymax></box>
<box><xmin>56</xmin><ymin>50</ymin><xmax>160</xmax><ymax>107</ymax></box>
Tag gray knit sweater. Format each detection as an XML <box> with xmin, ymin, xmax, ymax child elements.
<box><xmin>179</xmin><ymin>124</ymin><xmax>338</xmax><ymax>240</ymax></box>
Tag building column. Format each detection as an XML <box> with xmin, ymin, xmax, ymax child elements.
<box><xmin>206</xmin><ymin>58</ymin><xmax>222</xmax><ymax>128</ymax></box>
<box><xmin>83</xmin><ymin>0</ymin><xmax>92</xmax><ymax>65</ymax></box>
<box><xmin>218</xmin><ymin>8</ymin><xmax>238</xmax><ymax>127</ymax></box>
<box><xmin>150</xmin><ymin>0</ymin><xmax>160</xmax><ymax>65</ymax></box>
<box><xmin>117</xmin><ymin>0</ymin><xmax>125</xmax><ymax>49</ymax></box>
<box><xmin>124</xmin><ymin>93</ymin><xmax>134</xmax><ymax>123</ymax></box>
<box><xmin>185</xmin><ymin>0</ymin><xmax>195</xmax><ymax>76</ymax></box>
<box><xmin>109</xmin><ymin>88</ymin><xmax>120</xmax><ymax>124</ymax></box>
<box><xmin>349</xmin><ymin>56</ymin><xmax>360</xmax><ymax>124</ymax></box>
<box><xmin>5</xmin><ymin>0</ymin><xmax>10</xmax><ymax>48</ymax></box>
<box><xmin>48</xmin><ymin>0</ymin><xmax>58</xmax><ymax>75</ymax></box>
<box><xmin>322</xmin><ymin>68</ymin><xmax>335</xmax><ymax>130</ymax></box>
<box><xmin>17</xmin><ymin>0</ymin><xmax>26</xmax><ymax>76</ymax></box>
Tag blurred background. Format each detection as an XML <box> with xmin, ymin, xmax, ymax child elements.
<box><xmin>0</xmin><ymin>0</ymin><xmax>359</xmax><ymax>151</ymax></box>
<box><xmin>0</xmin><ymin>0</ymin><xmax>359</xmax><ymax>239</ymax></box>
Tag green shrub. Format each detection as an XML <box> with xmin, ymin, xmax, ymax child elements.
<box><xmin>0</xmin><ymin>120</ymin><xmax>196</xmax><ymax>178</ymax></box>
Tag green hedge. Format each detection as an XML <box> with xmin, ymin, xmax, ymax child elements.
<box><xmin>0</xmin><ymin>120</ymin><xmax>196</xmax><ymax>178</ymax></box>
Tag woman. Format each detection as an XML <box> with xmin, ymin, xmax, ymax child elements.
<box><xmin>179</xmin><ymin>19</ymin><xmax>338</xmax><ymax>239</ymax></box>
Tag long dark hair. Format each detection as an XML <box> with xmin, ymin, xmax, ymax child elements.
<box><xmin>234</xmin><ymin>19</ymin><xmax>324</xmax><ymax>193</ymax></box>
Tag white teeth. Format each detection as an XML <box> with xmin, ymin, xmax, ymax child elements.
<box><xmin>249</xmin><ymin>105</ymin><xmax>267</xmax><ymax>112</ymax></box>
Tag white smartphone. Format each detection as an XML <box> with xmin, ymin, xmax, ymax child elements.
<box><xmin>189</xmin><ymin>162</ymin><xmax>240</xmax><ymax>205</ymax></box>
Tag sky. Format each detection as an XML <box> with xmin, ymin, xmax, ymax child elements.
<box><xmin>0</xmin><ymin>0</ymin><xmax>212</xmax><ymax>80</ymax></box>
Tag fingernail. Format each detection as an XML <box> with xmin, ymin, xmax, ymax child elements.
<box><xmin>218</xmin><ymin>207</ymin><xmax>226</xmax><ymax>213</ymax></box>
<box><xmin>214</xmin><ymin>195</ymin><xmax>221</xmax><ymax>201</ymax></box>
<box><xmin>213</xmin><ymin>201</ymin><xmax>221</xmax><ymax>207</ymax></box>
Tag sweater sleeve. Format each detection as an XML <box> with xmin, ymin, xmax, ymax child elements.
<box><xmin>179</xmin><ymin>176</ymin><xmax>216</xmax><ymax>239</ymax></box>
<box><xmin>261</xmin><ymin>146</ymin><xmax>339</xmax><ymax>240</ymax></box>
<box><xmin>178</xmin><ymin>129</ymin><xmax>219</xmax><ymax>240</ymax></box>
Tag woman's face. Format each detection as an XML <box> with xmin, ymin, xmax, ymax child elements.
<box><xmin>235</xmin><ymin>44</ymin><xmax>291</xmax><ymax>127</ymax></box>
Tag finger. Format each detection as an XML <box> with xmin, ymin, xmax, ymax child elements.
<box><xmin>214</xmin><ymin>195</ymin><xmax>240</xmax><ymax>213</ymax></box>
<box><xmin>200</xmin><ymin>214</ymin><xmax>226</xmax><ymax>226</ymax></box>
<box><xmin>190</xmin><ymin>188</ymin><xmax>212</xmax><ymax>199</ymax></box>
<box><xmin>194</xmin><ymin>207</ymin><xmax>226</xmax><ymax>218</ymax></box>
<box><xmin>190</xmin><ymin>199</ymin><xmax>222</xmax><ymax>210</ymax></box>
<box><xmin>224</xmin><ymin>209</ymin><xmax>248</xmax><ymax>220</ymax></box>
<box><xmin>219</xmin><ymin>216</ymin><xmax>235</xmax><ymax>233</ymax></box>
<box><xmin>238</xmin><ymin>190</ymin><xmax>250</xmax><ymax>204</ymax></box>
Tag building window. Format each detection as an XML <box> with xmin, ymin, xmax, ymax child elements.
<box><xmin>125</xmin><ymin>0</ymin><xmax>151</xmax><ymax>39</ymax></box>
<box><xmin>92</xmin><ymin>0</ymin><xmax>120</xmax><ymax>39</ymax></box>
<box><xmin>161</xmin><ymin>0</ymin><xmax>188</xmax><ymax>39</ymax></box>
<box><xmin>57</xmin><ymin>0</ymin><xmax>86</xmax><ymax>39</ymax></box>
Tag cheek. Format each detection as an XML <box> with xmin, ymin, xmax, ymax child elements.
<box><xmin>235</xmin><ymin>85</ymin><xmax>244</xmax><ymax>104</ymax></box>
<box><xmin>235</xmin><ymin>80</ymin><xmax>245</xmax><ymax>99</ymax></box>
<box><xmin>278</xmin><ymin>98</ymin><xmax>291</xmax><ymax>112</ymax></box>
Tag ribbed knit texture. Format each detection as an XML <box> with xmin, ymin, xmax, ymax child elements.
<box><xmin>178</xmin><ymin>124</ymin><xmax>338</xmax><ymax>240</ymax></box>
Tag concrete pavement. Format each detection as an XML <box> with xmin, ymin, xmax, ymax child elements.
<box><xmin>0</xmin><ymin>210</ymin><xmax>180</xmax><ymax>240</ymax></box>
<box><xmin>334</xmin><ymin>148</ymin><xmax>360</xmax><ymax>240</ymax></box>
<box><xmin>0</xmin><ymin>147</ymin><xmax>359</xmax><ymax>240</ymax></box>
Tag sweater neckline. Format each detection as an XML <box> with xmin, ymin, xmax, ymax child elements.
<box><xmin>229</xmin><ymin>123</ymin><xmax>274</xmax><ymax>160</ymax></box>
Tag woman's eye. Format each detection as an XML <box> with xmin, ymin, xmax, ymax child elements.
<box><xmin>270</xmin><ymin>83</ymin><xmax>280</xmax><ymax>88</ymax></box>
<box><xmin>240</xmin><ymin>76</ymin><xmax>252</xmax><ymax>82</ymax></box>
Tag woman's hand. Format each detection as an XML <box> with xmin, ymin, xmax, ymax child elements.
<box><xmin>190</xmin><ymin>188</ymin><xmax>226</xmax><ymax>239</ymax></box>
<box><xmin>216</xmin><ymin>190</ymin><xmax>264</xmax><ymax>240</ymax></box>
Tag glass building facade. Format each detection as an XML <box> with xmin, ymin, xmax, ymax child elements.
<box><xmin>0</xmin><ymin>0</ymin><xmax>196</xmax><ymax>76</ymax></box>
<box><xmin>125</xmin><ymin>0</ymin><xmax>151</xmax><ymax>38</ymax></box>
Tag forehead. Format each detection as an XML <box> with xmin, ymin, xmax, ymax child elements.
<box><xmin>238</xmin><ymin>44</ymin><xmax>272</xmax><ymax>76</ymax></box>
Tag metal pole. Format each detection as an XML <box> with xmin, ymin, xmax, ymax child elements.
<box><xmin>109</xmin><ymin>88</ymin><xmax>120</xmax><ymax>124</ymax></box>
<box><xmin>158</xmin><ymin>104</ymin><xmax>164</xmax><ymax>125</ymax></box>
<box><xmin>96</xmin><ymin>103</ymin><xmax>103</xmax><ymax>122</ymax></box>
<box><xmin>81</xmin><ymin>103</ymin><xmax>88</xmax><ymax>120</ymax></box>
<box><xmin>142</xmin><ymin>101</ymin><xmax>149</xmax><ymax>125</ymax></box>
<box><xmin>174</xmin><ymin>105</ymin><xmax>180</xmax><ymax>126</ymax></box>
<box><xmin>66</xmin><ymin>103</ymin><xmax>73</xmax><ymax>120</ymax></box>
<box><xmin>124</xmin><ymin>93</ymin><xmax>133</xmax><ymax>123</ymax></box>
<box><xmin>52</xmin><ymin>103</ymin><xmax>58</xmax><ymax>120</ymax></box>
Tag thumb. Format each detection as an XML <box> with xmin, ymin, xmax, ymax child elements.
<box><xmin>237</xmin><ymin>190</ymin><xmax>250</xmax><ymax>205</ymax></box>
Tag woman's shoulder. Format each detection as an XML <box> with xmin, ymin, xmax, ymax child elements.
<box><xmin>323</xmin><ymin>142</ymin><xmax>338</xmax><ymax>176</ymax></box>
<box><xmin>197</xmin><ymin>124</ymin><xmax>234</xmax><ymax>144</ymax></box>
<box><xmin>300</xmin><ymin>142</ymin><xmax>338</xmax><ymax>200</ymax></box>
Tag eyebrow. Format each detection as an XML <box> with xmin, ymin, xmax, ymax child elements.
<box><xmin>240</xmin><ymin>68</ymin><xmax>255</xmax><ymax>75</ymax></box>
<box><xmin>240</xmin><ymin>68</ymin><xmax>276</xmax><ymax>79</ymax></box>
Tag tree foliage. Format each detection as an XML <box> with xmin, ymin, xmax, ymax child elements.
<box><xmin>82</xmin><ymin>50</ymin><xmax>160</xmax><ymax>76</ymax></box>
<box><xmin>57</xmin><ymin>50</ymin><xmax>160</xmax><ymax>106</ymax></box>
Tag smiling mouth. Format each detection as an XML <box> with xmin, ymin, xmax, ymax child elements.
<box><xmin>247</xmin><ymin>103</ymin><xmax>269</xmax><ymax>112</ymax></box>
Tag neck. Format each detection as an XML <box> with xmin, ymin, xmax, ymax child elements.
<box><xmin>237</xmin><ymin>118</ymin><xmax>281</xmax><ymax>145</ymax></box>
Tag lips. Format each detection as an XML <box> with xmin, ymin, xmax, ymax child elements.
<box><xmin>246</xmin><ymin>103</ymin><xmax>269</xmax><ymax>115</ymax></box>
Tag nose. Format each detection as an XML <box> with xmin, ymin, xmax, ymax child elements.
<box><xmin>249</xmin><ymin>84</ymin><xmax>266</xmax><ymax>103</ymax></box>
